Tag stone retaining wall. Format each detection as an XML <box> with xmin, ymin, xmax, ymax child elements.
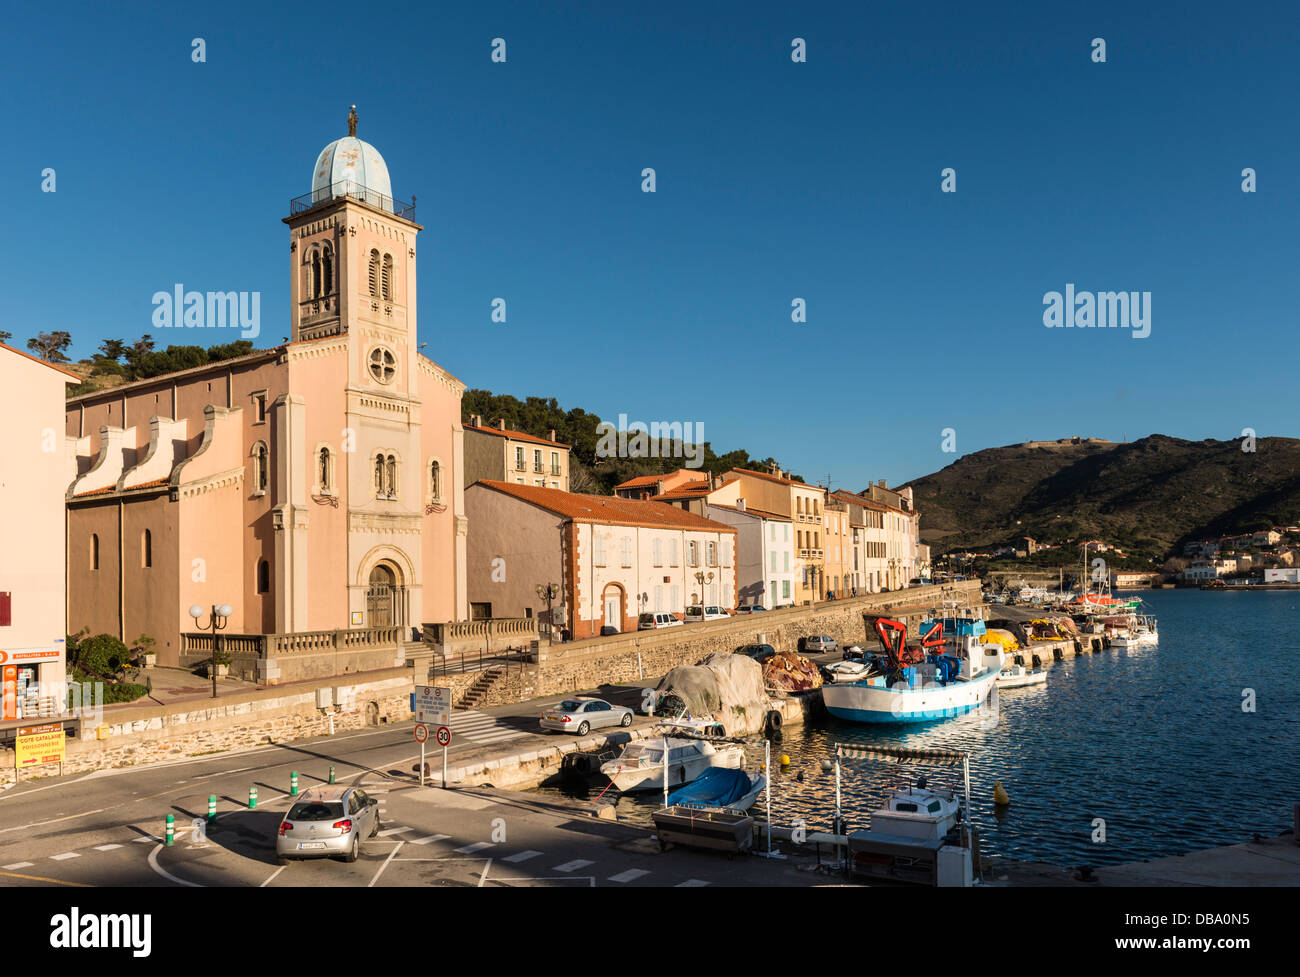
<box><xmin>537</xmin><ymin>582</ymin><xmax>980</xmax><ymax>696</ymax></box>
<box><xmin>0</xmin><ymin>670</ymin><xmax>414</xmax><ymax>788</ymax></box>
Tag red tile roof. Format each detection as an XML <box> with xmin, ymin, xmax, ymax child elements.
<box><xmin>707</xmin><ymin>503</ymin><xmax>792</xmax><ymax>522</ymax></box>
<box><xmin>474</xmin><ymin>480</ymin><xmax>737</xmax><ymax>533</ymax></box>
<box><xmin>463</xmin><ymin>423</ymin><xmax>569</xmax><ymax>448</ymax></box>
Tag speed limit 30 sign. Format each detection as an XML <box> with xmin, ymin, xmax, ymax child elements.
<box><xmin>435</xmin><ymin>725</ymin><xmax>451</xmax><ymax>747</ymax></box>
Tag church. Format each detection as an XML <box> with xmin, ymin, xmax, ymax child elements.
<box><xmin>63</xmin><ymin>114</ymin><xmax>469</xmax><ymax>666</ymax></box>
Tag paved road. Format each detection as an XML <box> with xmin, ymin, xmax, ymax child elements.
<box><xmin>0</xmin><ymin>701</ymin><xmax>826</xmax><ymax>888</ymax></box>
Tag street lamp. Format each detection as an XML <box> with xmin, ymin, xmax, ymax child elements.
<box><xmin>694</xmin><ymin>570</ymin><xmax>715</xmax><ymax>608</ymax></box>
<box><xmin>190</xmin><ymin>603</ymin><xmax>232</xmax><ymax>699</ymax></box>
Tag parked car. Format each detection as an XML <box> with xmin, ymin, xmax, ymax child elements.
<box><xmin>734</xmin><ymin>605</ymin><xmax>768</xmax><ymax>614</ymax></box>
<box><xmin>276</xmin><ymin>785</ymin><xmax>379</xmax><ymax>864</ymax></box>
<box><xmin>802</xmin><ymin>635</ymin><xmax>839</xmax><ymax>654</ymax></box>
<box><xmin>685</xmin><ymin>605</ymin><xmax>732</xmax><ymax>623</ymax></box>
<box><xmin>540</xmin><ymin>697</ymin><xmax>634</xmax><ymax>735</ymax></box>
<box><xmin>735</xmin><ymin>643</ymin><xmax>778</xmax><ymax>664</ymax></box>
<box><xmin>638</xmin><ymin>612</ymin><xmax>683</xmax><ymax>630</ymax></box>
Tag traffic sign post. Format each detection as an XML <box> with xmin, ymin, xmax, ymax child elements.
<box><xmin>436</xmin><ymin>725</ymin><xmax>451</xmax><ymax>788</ymax></box>
<box><xmin>414</xmin><ymin>723</ymin><xmax>429</xmax><ymax>786</ymax></box>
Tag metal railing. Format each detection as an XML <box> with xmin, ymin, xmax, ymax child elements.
<box><xmin>289</xmin><ymin>182</ymin><xmax>416</xmax><ymax>220</ymax></box>
<box><xmin>427</xmin><ymin>645</ymin><xmax>533</xmax><ymax>680</ymax></box>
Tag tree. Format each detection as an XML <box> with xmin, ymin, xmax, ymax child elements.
<box><xmin>27</xmin><ymin>331</ymin><xmax>72</xmax><ymax>362</ymax></box>
<box><xmin>0</xmin><ymin>329</ymin><xmax>11</xmax><ymax>343</ymax></box>
<box><xmin>98</xmin><ymin>338</ymin><xmax>127</xmax><ymax>362</ymax></box>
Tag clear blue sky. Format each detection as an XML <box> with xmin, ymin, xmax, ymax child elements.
<box><xmin>5</xmin><ymin>1</ymin><xmax>1296</xmax><ymax>488</ymax></box>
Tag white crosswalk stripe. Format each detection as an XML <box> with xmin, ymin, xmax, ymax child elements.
<box><xmin>94</xmin><ymin>844</ymin><xmax>122</xmax><ymax>852</ymax></box>
<box><xmin>502</xmin><ymin>850</ymin><xmax>543</xmax><ymax>863</ymax></box>
<box><xmin>609</xmin><ymin>869</ymin><xmax>649</xmax><ymax>883</ymax></box>
<box><xmin>50</xmin><ymin>852</ymin><xmax>80</xmax><ymax>861</ymax></box>
<box><xmin>676</xmin><ymin>879</ymin><xmax>710</xmax><ymax>887</ymax></box>
<box><xmin>408</xmin><ymin>834</ymin><xmax>451</xmax><ymax>846</ymax></box>
<box><xmin>454</xmin><ymin>841</ymin><xmax>495</xmax><ymax>854</ymax></box>
<box><xmin>376</xmin><ymin>827</ymin><xmax>411</xmax><ymax>838</ymax></box>
<box><xmin>554</xmin><ymin>859</ymin><xmax>594</xmax><ymax>872</ymax></box>
<box><xmin>452</xmin><ymin>710</ymin><xmax>530</xmax><ymax>745</ymax></box>
<box><xmin>3</xmin><ymin>862</ymin><xmax>33</xmax><ymax>870</ymax></box>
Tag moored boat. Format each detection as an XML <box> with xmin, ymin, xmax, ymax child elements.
<box><xmin>996</xmin><ymin>662</ymin><xmax>1047</xmax><ymax>689</ymax></box>
<box><xmin>822</xmin><ymin>613</ymin><xmax>1004</xmax><ymax>724</ymax></box>
<box><xmin>599</xmin><ymin>735</ymin><xmax>743</xmax><ymax>793</ymax></box>
<box><xmin>665</xmin><ymin>767</ymin><xmax>767</xmax><ymax>812</ymax></box>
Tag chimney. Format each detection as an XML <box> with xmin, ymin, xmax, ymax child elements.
<box><xmin>710</xmin><ymin>473</ymin><xmax>720</xmax><ymax>490</ymax></box>
<box><xmin>548</xmin><ymin>428</ymin><xmax>556</xmax><ymax>442</ymax></box>
<box><xmin>736</xmin><ymin>498</ymin><xmax>746</xmax><ymax>512</ymax></box>
<box><xmin>470</xmin><ymin>414</ymin><xmax>482</xmax><ymax>427</ymax></box>
<box><xmin>495</xmin><ymin>417</ymin><xmax>506</xmax><ymax>431</ymax></box>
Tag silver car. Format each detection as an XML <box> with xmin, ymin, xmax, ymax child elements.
<box><xmin>276</xmin><ymin>785</ymin><xmax>380</xmax><ymax>864</ymax></box>
<box><xmin>804</xmin><ymin>635</ymin><xmax>839</xmax><ymax>653</ymax></box>
<box><xmin>540</xmin><ymin>697</ymin><xmax>634</xmax><ymax>735</ymax></box>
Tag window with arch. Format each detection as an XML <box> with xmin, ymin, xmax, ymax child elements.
<box><xmin>257</xmin><ymin>559</ymin><xmax>270</xmax><ymax>594</ymax></box>
<box><xmin>706</xmin><ymin>540</ymin><xmax>717</xmax><ymax>566</ymax></box>
<box><xmin>375</xmin><ymin>453</ymin><xmax>398</xmax><ymax>499</ymax></box>
<box><xmin>90</xmin><ymin>533</ymin><xmax>99</xmax><ymax>571</ymax></box>
<box><xmin>381</xmin><ymin>253</ymin><xmax>393</xmax><ymax>300</ymax></box>
<box><xmin>429</xmin><ymin>459</ymin><xmax>441</xmax><ymax>503</ymax></box>
<box><xmin>252</xmin><ymin>442</ymin><xmax>269</xmax><ymax>493</ymax></box>
<box><xmin>368</xmin><ymin>346</ymin><xmax>396</xmax><ymax>384</ymax></box>
<box><xmin>317</xmin><ymin>446</ymin><xmax>333</xmax><ymax>495</ymax></box>
<box><xmin>368</xmin><ymin>249</ymin><xmax>380</xmax><ymax>297</ymax></box>
<box><xmin>141</xmin><ymin>529</ymin><xmax>152</xmax><ymax>568</ymax></box>
<box><xmin>321</xmin><ymin>244</ymin><xmax>333</xmax><ymax>295</ymax></box>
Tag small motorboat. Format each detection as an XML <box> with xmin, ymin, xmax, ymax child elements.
<box><xmin>666</xmin><ymin>767</ymin><xmax>767</xmax><ymax>812</ymax></box>
<box><xmin>996</xmin><ymin>663</ymin><xmax>1047</xmax><ymax>689</ymax></box>
<box><xmin>599</xmin><ymin>736</ymin><xmax>743</xmax><ymax>793</ymax></box>
<box><xmin>869</xmin><ymin>782</ymin><xmax>962</xmax><ymax>841</ymax></box>
<box><xmin>824</xmin><ymin>659</ymin><xmax>872</xmax><ymax>683</ymax></box>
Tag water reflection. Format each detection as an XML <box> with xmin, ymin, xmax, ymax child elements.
<box><xmin>536</xmin><ymin>590</ymin><xmax>1300</xmax><ymax>866</ymax></box>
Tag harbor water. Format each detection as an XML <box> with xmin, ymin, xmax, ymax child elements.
<box><xmin>541</xmin><ymin>589</ymin><xmax>1300</xmax><ymax>867</ymax></box>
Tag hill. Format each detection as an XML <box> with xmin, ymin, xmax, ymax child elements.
<box><xmin>902</xmin><ymin>434</ymin><xmax>1300</xmax><ymax>559</ymax></box>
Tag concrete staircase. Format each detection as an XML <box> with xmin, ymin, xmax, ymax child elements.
<box><xmin>457</xmin><ymin>667</ymin><xmax>503</xmax><ymax>709</ymax></box>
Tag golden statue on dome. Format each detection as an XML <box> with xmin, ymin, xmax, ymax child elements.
<box><xmin>347</xmin><ymin>105</ymin><xmax>358</xmax><ymax>137</ymax></box>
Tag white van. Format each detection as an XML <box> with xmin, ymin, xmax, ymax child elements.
<box><xmin>685</xmin><ymin>605</ymin><xmax>732</xmax><ymax>623</ymax></box>
<box><xmin>639</xmin><ymin>612</ymin><xmax>684</xmax><ymax>630</ymax></box>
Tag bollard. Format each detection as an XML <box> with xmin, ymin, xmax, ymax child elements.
<box><xmin>329</xmin><ymin>765</ymin><xmax>336</xmax><ymax>784</ymax></box>
<box><xmin>165</xmin><ymin>814</ymin><xmax>175</xmax><ymax>847</ymax></box>
<box><xmin>208</xmin><ymin>794</ymin><xmax>217</xmax><ymax>821</ymax></box>
<box><xmin>290</xmin><ymin>771</ymin><xmax>299</xmax><ymax>796</ymax></box>
<box><xmin>249</xmin><ymin>786</ymin><xmax>258</xmax><ymax>809</ymax></box>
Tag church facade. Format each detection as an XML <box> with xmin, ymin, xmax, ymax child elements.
<box><xmin>63</xmin><ymin>122</ymin><xmax>468</xmax><ymax>666</ymax></box>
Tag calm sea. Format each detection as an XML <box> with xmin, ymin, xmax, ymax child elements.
<box><xmin>545</xmin><ymin>589</ymin><xmax>1300</xmax><ymax>867</ymax></box>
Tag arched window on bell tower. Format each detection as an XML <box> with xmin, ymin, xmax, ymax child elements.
<box><xmin>381</xmin><ymin>253</ymin><xmax>393</xmax><ymax>301</ymax></box>
<box><xmin>321</xmin><ymin>243</ymin><xmax>333</xmax><ymax>295</ymax></box>
<box><xmin>368</xmin><ymin>249</ymin><xmax>380</xmax><ymax>297</ymax></box>
<box><xmin>310</xmin><ymin>249</ymin><xmax>321</xmax><ymax>299</ymax></box>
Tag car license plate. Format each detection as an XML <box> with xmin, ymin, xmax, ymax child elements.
<box><xmin>545</xmin><ymin>715</ymin><xmax>560</xmax><ymax>721</ymax></box>
<box><xmin>297</xmin><ymin>842</ymin><xmax>326</xmax><ymax>850</ymax></box>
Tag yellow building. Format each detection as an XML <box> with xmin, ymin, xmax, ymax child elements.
<box><xmin>463</xmin><ymin>415</ymin><xmax>570</xmax><ymax>491</ymax></box>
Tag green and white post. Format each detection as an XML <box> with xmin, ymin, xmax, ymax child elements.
<box><xmin>248</xmin><ymin>786</ymin><xmax>257</xmax><ymax>809</ymax></box>
<box><xmin>165</xmin><ymin>814</ymin><xmax>175</xmax><ymax>847</ymax></box>
<box><xmin>290</xmin><ymin>771</ymin><xmax>299</xmax><ymax>796</ymax></box>
<box><xmin>207</xmin><ymin>794</ymin><xmax>217</xmax><ymax>821</ymax></box>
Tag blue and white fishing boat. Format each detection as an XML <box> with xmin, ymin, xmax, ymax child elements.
<box><xmin>822</xmin><ymin>610</ymin><xmax>1004</xmax><ymax>725</ymax></box>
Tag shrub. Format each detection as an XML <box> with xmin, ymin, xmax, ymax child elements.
<box><xmin>75</xmin><ymin>633</ymin><xmax>130</xmax><ymax>677</ymax></box>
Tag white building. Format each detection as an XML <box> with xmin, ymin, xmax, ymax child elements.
<box><xmin>706</xmin><ymin>501</ymin><xmax>795</xmax><ymax>609</ymax></box>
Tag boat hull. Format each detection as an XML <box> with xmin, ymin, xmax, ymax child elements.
<box><xmin>603</xmin><ymin>746</ymin><xmax>743</xmax><ymax>793</ymax></box>
<box><xmin>823</xmin><ymin>652</ymin><xmax>1003</xmax><ymax>724</ymax></box>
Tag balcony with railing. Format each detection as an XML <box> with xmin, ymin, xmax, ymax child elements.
<box><xmin>289</xmin><ymin>182</ymin><xmax>416</xmax><ymax>220</ymax></box>
<box><xmin>800</xmin><ymin>548</ymin><xmax>825</xmax><ymax>560</ymax></box>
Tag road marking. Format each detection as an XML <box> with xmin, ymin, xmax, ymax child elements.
<box><xmin>554</xmin><ymin>859</ymin><xmax>594</xmax><ymax>872</ymax></box>
<box><xmin>368</xmin><ymin>841</ymin><xmax>404</xmax><ymax>887</ymax></box>
<box><xmin>260</xmin><ymin>866</ymin><xmax>286</xmax><ymax>887</ymax></box>
<box><xmin>502</xmin><ymin>850</ymin><xmax>542</xmax><ymax>863</ymax></box>
<box><xmin>146</xmin><ymin>845</ymin><xmax>200</xmax><ymax>887</ymax></box>
<box><xmin>93</xmin><ymin>844</ymin><xmax>123</xmax><ymax>852</ymax></box>
<box><xmin>453</xmin><ymin>711</ymin><xmax>529</xmax><ymax>745</ymax></box>
<box><xmin>479</xmin><ymin>858</ymin><xmax>492</xmax><ymax>887</ymax></box>
<box><xmin>133</xmin><ymin>836</ymin><xmax>158</xmax><ymax>843</ymax></box>
<box><xmin>0</xmin><ymin>868</ymin><xmax>92</xmax><ymax>887</ymax></box>
<box><xmin>0</xmin><ymin>808</ymin><xmax>106</xmax><ymax>835</ymax></box>
<box><xmin>609</xmin><ymin>869</ymin><xmax>649</xmax><ymax>883</ymax></box>
<box><xmin>50</xmin><ymin>852</ymin><xmax>80</xmax><ymax>861</ymax></box>
<box><xmin>454</xmin><ymin>841</ymin><xmax>494</xmax><ymax>854</ymax></box>
<box><xmin>677</xmin><ymin>878</ymin><xmax>710</xmax><ymax>887</ymax></box>
<box><xmin>3</xmin><ymin>861</ymin><xmax>34</xmax><ymax>870</ymax></box>
<box><xmin>408</xmin><ymin>834</ymin><xmax>450</xmax><ymax>845</ymax></box>
<box><xmin>376</xmin><ymin>827</ymin><xmax>411</xmax><ymax>838</ymax></box>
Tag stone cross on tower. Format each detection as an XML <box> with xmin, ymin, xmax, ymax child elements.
<box><xmin>347</xmin><ymin>105</ymin><xmax>358</xmax><ymax>137</ymax></box>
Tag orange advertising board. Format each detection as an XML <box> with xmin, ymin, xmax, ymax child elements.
<box><xmin>16</xmin><ymin>723</ymin><xmax>65</xmax><ymax>767</ymax></box>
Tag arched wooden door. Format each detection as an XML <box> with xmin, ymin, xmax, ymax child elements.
<box><xmin>366</xmin><ymin>563</ymin><xmax>406</xmax><ymax>627</ymax></box>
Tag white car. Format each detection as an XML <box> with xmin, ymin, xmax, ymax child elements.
<box><xmin>685</xmin><ymin>605</ymin><xmax>732</xmax><ymax>623</ymax></box>
<box><xmin>638</xmin><ymin>612</ymin><xmax>684</xmax><ymax>630</ymax></box>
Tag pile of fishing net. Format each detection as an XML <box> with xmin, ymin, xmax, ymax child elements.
<box><xmin>655</xmin><ymin>652</ymin><xmax>769</xmax><ymax>734</ymax></box>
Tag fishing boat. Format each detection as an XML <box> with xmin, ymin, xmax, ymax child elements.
<box><xmin>665</xmin><ymin>767</ymin><xmax>767</xmax><ymax>812</ymax></box>
<box><xmin>599</xmin><ymin>735</ymin><xmax>743</xmax><ymax>793</ymax></box>
<box><xmin>822</xmin><ymin>614</ymin><xmax>1004</xmax><ymax>724</ymax></box>
<box><xmin>996</xmin><ymin>662</ymin><xmax>1047</xmax><ymax>689</ymax></box>
<box><xmin>1109</xmin><ymin>614</ymin><xmax>1159</xmax><ymax>648</ymax></box>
